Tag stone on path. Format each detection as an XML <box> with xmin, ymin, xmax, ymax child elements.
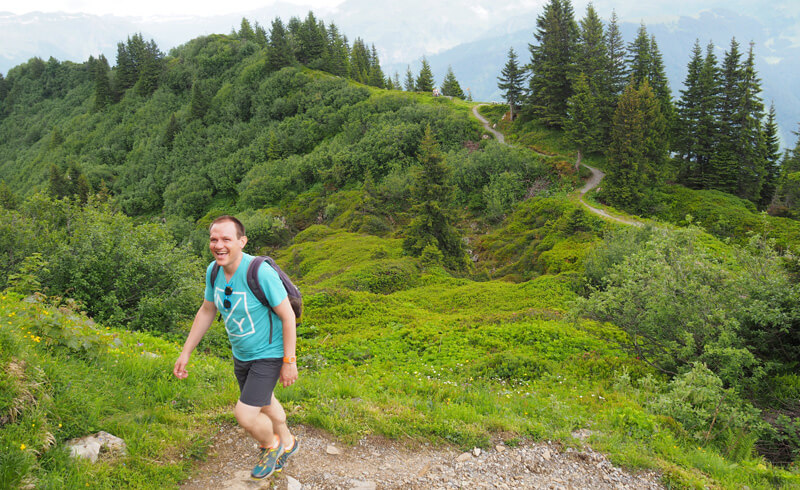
<box><xmin>542</xmin><ymin>448</ymin><xmax>552</xmax><ymax>461</ymax></box>
<box><xmin>326</xmin><ymin>444</ymin><xmax>342</xmax><ymax>455</ymax></box>
<box><xmin>456</xmin><ymin>452</ymin><xmax>472</xmax><ymax>462</ymax></box>
<box><xmin>472</xmin><ymin>447</ymin><xmax>481</xmax><ymax>457</ymax></box>
<box><xmin>349</xmin><ymin>480</ymin><xmax>376</xmax><ymax>490</ymax></box>
<box><xmin>496</xmin><ymin>445</ymin><xmax>506</xmax><ymax>453</ymax></box>
<box><xmin>286</xmin><ymin>475</ymin><xmax>302</xmax><ymax>490</ymax></box>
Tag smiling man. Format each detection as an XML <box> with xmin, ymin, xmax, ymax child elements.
<box><xmin>173</xmin><ymin>215</ymin><xmax>299</xmax><ymax>480</ymax></box>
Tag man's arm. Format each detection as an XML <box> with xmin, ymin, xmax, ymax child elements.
<box><xmin>274</xmin><ymin>298</ymin><xmax>297</xmax><ymax>387</ymax></box>
<box><xmin>173</xmin><ymin>300</ymin><xmax>218</xmax><ymax>379</ymax></box>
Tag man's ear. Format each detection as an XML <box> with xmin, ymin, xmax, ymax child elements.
<box><xmin>241</xmin><ymin>235</ymin><xmax>248</xmax><ymax>248</ymax></box>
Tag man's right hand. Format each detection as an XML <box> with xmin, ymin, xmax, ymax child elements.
<box><xmin>173</xmin><ymin>353</ymin><xmax>190</xmax><ymax>379</ymax></box>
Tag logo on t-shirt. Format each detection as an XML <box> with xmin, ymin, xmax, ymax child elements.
<box><xmin>215</xmin><ymin>288</ymin><xmax>256</xmax><ymax>337</ymax></box>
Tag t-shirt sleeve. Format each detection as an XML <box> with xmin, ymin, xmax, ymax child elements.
<box><xmin>204</xmin><ymin>263</ymin><xmax>215</xmax><ymax>302</ymax></box>
<box><xmin>258</xmin><ymin>263</ymin><xmax>288</xmax><ymax>307</ymax></box>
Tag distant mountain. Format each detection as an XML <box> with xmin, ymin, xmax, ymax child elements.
<box><xmin>390</xmin><ymin>8</ymin><xmax>799</xmax><ymax>146</ymax></box>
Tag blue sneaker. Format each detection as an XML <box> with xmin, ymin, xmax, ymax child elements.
<box><xmin>275</xmin><ymin>436</ymin><xmax>300</xmax><ymax>472</ymax></box>
<box><xmin>251</xmin><ymin>442</ymin><xmax>284</xmax><ymax>480</ymax></box>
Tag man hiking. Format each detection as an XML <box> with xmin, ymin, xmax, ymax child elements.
<box><xmin>173</xmin><ymin>215</ymin><xmax>299</xmax><ymax>480</ymax></box>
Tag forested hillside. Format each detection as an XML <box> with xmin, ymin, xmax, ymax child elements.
<box><xmin>1</xmin><ymin>6</ymin><xmax>799</xmax><ymax>490</ymax></box>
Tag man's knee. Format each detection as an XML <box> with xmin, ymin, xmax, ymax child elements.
<box><xmin>262</xmin><ymin>399</ymin><xmax>287</xmax><ymax>425</ymax></box>
<box><xmin>234</xmin><ymin>402</ymin><xmax>263</xmax><ymax>431</ymax></box>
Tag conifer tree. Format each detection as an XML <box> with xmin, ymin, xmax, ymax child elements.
<box><xmin>296</xmin><ymin>12</ymin><xmax>326</xmax><ymax>66</ymax></box>
<box><xmin>368</xmin><ymin>44</ymin><xmax>385</xmax><ymax>88</ymax></box>
<box><xmin>162</xmin><ymin>113</ymin><xmax>180</xmax><ymax>149</ymax></box>
<box><xmin>695</xmin><ymin>42</ymin><xmax>722</xmax><ymax>188</ymax></box>
<box><xmin>675</xmin><ymin>40</ymin><xmax>705</xmax><ymax>186</ymax></box>
<box><xmin>774</xmin><ymin>126</ymin><xmax>800</xmax><ymax>215</ymax></box>
<box><xmin>93</xmin><ymin>54</ymin><xmax>112</xmax><ymax>111</ymax></box>
<box><xmin>254</xmin><ymin>22</ymin><xmax>268</xmax><ymax>47</ymax></box>
<box><xmin>604</xmin><ymin>82</ymin><xmax>667</xmax><ymax>210</ymax></box>
<box><xmin>239</xmin><ymin>18</ymin><xmax>255</xmax><ymax>41</ymax></box>
<box><xmin>114</xmin><ymin>41</ymin><xmax>137</xmax><ymax>94</ymax></box>
<box><xmin>528</xmin><ymin>0</ymin><xmax>579</xmax><ymax>127</ymax></box>
<box><xmin>576</xmin><ymin>4</ymin><xmax>608</xmax><ymax>94</ymax></box>
<box><xmin>349</xmin><ymin>38</ymin><xmax>371</xmax><ymax>84</ymax></box>
<box><xmin>760</xmin><ymin>103</ymin><xmax>782</xmax><ymax>207</ymax></box>
<box><xmin>393</xmin><ymin>72</ymin><xmax>401</xmax><ymax>90</ymax></box>
<box><xmin>627</xmin><ymin>24</ymin><xmax>652</xmax><ymax>88</ymax></box>
<box><xmin>135</xmin><ymin>39</ymin><xmax>164</xmax><ymax>97</ymax></box>
<box><xmin>0</xmin><ymin>73</ymin><xmax>7</xmax><ymax>105</ymax></box>
<box><xmin>266</xmin><ymin>18</ymin><xmax>296</xmax><ymax>71</ymax></box>
<box><xmin>605</xmin><ymin>11</ymin><xmax>627</xmax><ymax>98</ymax></box>
<box><xmin>566</xmin><ymin>72</ymin><xmax>602</xmax><ymax>155</ymax></box>
<box><xmin>440</xmin><ymin>65</ymin><xmax>465</xmax><ymax>98</ymax></box>
<box><xmin>325</xmin><ymin>23</ymin><xmax>349</xmax><ymax>77</ymax></box>
<box><xmin>734</xmin><ymin>42</ymin><xmax>767</xmax><ymax>202</ymax></box>
<box><xmin>0</xmin><ymin>180</ymin><xmax>17</xmax><ymax>210</ymax></box>
<box><xmin>648</xmin><ymin>35</ymin><xmax>674</xmax><ymax>131</ymax></box>
<box><xmin>190</xmin><ymin>81</ymin><xmax>209</xmax><ymax>120</ymax></box>
<box><xmin>415</xmin><ymin>57</ymin><xmax>435</xmax><ymax>92</ymax></box>
<box><xmin>48</xmin><ymin>164</ymin><xmax>69</xmax><ymax>199</ymax></box>
<box><xmin>498</xmin><ymin>47</ymin><xmax>525</xmax><ymax>120</ymax></box>
<box><xmin>404</xmin><ymin>66</ymin><xmax>415</xmax><ymax>91</ymax></box>
<box><xmin>403</xmin><ymin>126</ymin><xmax>470</xmax><ymax>271</ymax></box>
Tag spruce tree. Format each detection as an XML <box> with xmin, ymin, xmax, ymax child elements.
<box><xmin>576</xmin><ymin>4</ymin><xmax>608</xmax><ymax>94</ymax></box>
<box><xmin>565</xmin><ymin>72</ymin><xmax>602</xmax><ymax>154</ymax></box>
<box><xmin>734</xmin><ymin>42</ymin><xmax>767</xmax><ymax>202</ymax></box>
<box><xmin>627</xmin><ymin>24</ymin><xmax>652</xmax><ymax>88</ymax></box>
<box><xmin>775</xmin><ymin>126</ymin><xmax>800</xmax><ymax>215</ymax></box>
<box><xmin>440</xmin><ymin>65</ymin><xmax>465</xmax><ymax>99</ymax></box>
<box><xmin>603</xmin><ymin>10</ymin><xmax>627</xmax><ymax>138</ymax></box>
<box><xmin>710</xmin><ymin>38</ymin><xmax>743</xmax><ymax>194</ymax></box>
<box><xmin>296</xmin><ymin>12</ymin><xmax>326</xmax><ymax>67</ymax></box>
<box><xmin>695</xmin><ymin>42</ymin><xmax>722</xmax><ymax>188</ymax></box>
<box><xmin>368</xmin><ymin>44</ymin><xmax>385</xmax><ymax>88</ymax></box>
<box><xmin>604</xmin><ymin>82</ymin><xmax>668</xmax><ymax>210</ymax></box>
<box><xmin>190</xmin><ymin>81</ymin><xmax>209</xmax><ymax>120</ymax></box>
<box><xmin>497</xmin><ymin>47</ymin><xmax>525</xmax><ymax>120</ymax></box>
<box><xmin>415</xmin><ymin>57</ymin><xmax>435</xmax><ymax>92</ymax></box>
<box><xmin>266</xmin><ymin>18</ymin><xmax>296</xmax><ymax>72</ymax></box>
<box><xmin>393</xmin><ymin>72</ymin><xmax>401</xmax><ymax>90</ymax></box>
<box><xmin>648</xmin><ymin>35</ymin><xmax>674</xmax><ymax>133</ymax></box>
<box><xmin>93</xmin><ymin>54</ymin><xmax>112</xmax><ymax>111</ymax></box>
<box><xmin>0</xmin><ymin>73</ymin><xmax>7</xmax><ymax>105</ymax></box>
<box><xmin>760</xmin><ymin>103</ymin><xmax>782</xmax><ymax>207</ymax></box>
<box><xmin>349</xmin><ymin>38</ymin><xmax>371</xmax><ymax>84</ymax></box>
<box><xmin>404</xmin><ymin>66</ymin><xmax>415</xmax><ymax>91</ymax></box>
<box><xmin>239</xmin><ymin>18</ymin><xmax>255</xmax><ymax>41</ymax></box>
<box><xmin>403</xmin><ymin>126</ymin><xmax>470</xmax><ymax>271</ymax></box>
<box><xmin>325</xmin><ymin>23</ymin><xmax>349</xmax><ymax>77</ymax></box>
<box><xmin>162</xmin><ymin>113</ymin><xmax>180</xmax><ymax>149</ymax></box>
<box><xmin>135</xmin><ymin>39</ymin><xmax>164</xmax><ymax>97</ymax></box>
<box><xmin>114</xmin><ymin>41</ymin><xmax>137</xmax><ymax>95</ymax></box>
<box><xmin>254</xmin><ymin>22</ymin><xmax>268</xmax><ymax>47</ymax></box>
<box><xmin>528</xmin><ymin>0</ymin><xmax>579</xmax><ymax>127</ymax></box>
<box><xmin>675</xmin><ymin>40</ymin><xmax>704</xmax><ymax>186</ymax></box>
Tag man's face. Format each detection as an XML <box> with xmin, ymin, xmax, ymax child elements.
<box><xmin>209</xmin><ymin>221</ymin><xmax>246</xmax><ymax>269</ymax></box>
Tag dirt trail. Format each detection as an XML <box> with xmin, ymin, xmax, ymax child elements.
<box><xmin>472</xmin><ymin>104</ymin><xmax>643</xmax><ymax>227</ymax></box>
<box><xmin>182</xmin><ymin>422</ymin><xmax>662</xmax><ymax>489</ymax></box>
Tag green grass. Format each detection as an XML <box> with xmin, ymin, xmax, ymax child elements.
<box><xmin>0</xmin><ymin>292</ymin><xmax>235</xmax><ymax>489</ymax></box>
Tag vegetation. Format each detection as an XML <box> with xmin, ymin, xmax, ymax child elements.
<box><xmin>1</xmin><ymin>6</ymin><xmax>799</xmax><ymax>489</ymax></box>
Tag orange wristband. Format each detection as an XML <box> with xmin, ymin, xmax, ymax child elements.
<box><xmin>283</xmin><ymin>356</ymin><xmax>296</xmax><ymax>364</ymax></box>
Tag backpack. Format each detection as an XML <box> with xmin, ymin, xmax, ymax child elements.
<box><xmin>211</xmin><ymin>256</ymin><xmax>302</xmax><ymax>344</ymax></box>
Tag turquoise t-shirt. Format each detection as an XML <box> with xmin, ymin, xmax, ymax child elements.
<box><xmin>204</xmin><ymin>253</ymin><xmax>288</xmax><ymax>361</ymax></box>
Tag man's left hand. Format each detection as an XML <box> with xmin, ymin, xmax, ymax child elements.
<box><xmin>280</xmin><ymin>362</ymin><xmax>298</xmax><ymax>387</ymax></box>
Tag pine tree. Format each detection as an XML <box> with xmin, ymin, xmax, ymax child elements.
<box><xmin>403</xmin><ymin>126</ymin><xmax>470</xmax><ymax>271</ymax></box>
<box><xmin>404</xmin><ymin>66</ymin><xmax>415</xmax><ymax>91</ymax></box>
<box><xmin>296</xmin><ymin>12</ymin><xmax>326</xmax><ymax>67</ymax></box>
<box><xmin>627</xmin><ymin>24</ymin><xmax>652</xmax><ymax>88</ymax></box>
<box><xmin>266</xmin><ymin>18</ymin><xmax>296</xmax><ymax>71</ymax></box>
<box><xmin>135</xmin><ymin>39</ymin><xmax>164</xmax><ymax>97</ymax></box>
<box><xmin>440</xmin><ymin>65</ymin><xmax>465</xmax><ymax>99</ymax></box>
<box><xmin>349</xmin><ymin>38</ymin><xmax>371</xmax><ymax>84</ymax></box>
<box><xmin>93</xmin><ymin>54</ymin><xmax>112</xmax><ymax>111</ymax></box>
<box><xmin>367</xmin><ymin>44</ymin><xmax>385</xmax><ymax>88</ymax></box>
<box><xmin>114</xmin><ymin>41</ymin><xmax>137</xmax><ymax>95</ymax></box>
<box><xmin>190</xmin><ymin>81</ymin><xmax>209</xmax><ymax>120</ymax></box>
<box><xmin>604</xmin><ymin>82</ymin><xmax>668</xmax><ymax>210</ymax></box>
<box><xmin>760</xmin><ymin>103</ymin><xmax>782</xmax><ymax>207</ymax></box>
<box><xmin>565</xmin><ymin>72</ymin><xmax>602</xmax><ymax>154</ymax></box>
<box><xmin>734</xmin><ymin>42</ymin><xmax>767</xmax><ymax>202</ymax></box>
<box><xmin>0</xmin><ymin>181</ymin><xmax>17</xmax><ymax>210</ymax></box>
<box><xmin>605</xmin><ymin>11</ymin><xmax>627</xmax><ymax>98</ymax></box>
<box><xmin>695</xmin><ymin>42</ymin><xmax>722</xmax><ymax>188</ymax></box>
<box><xmin>0</xmin><ymin>73</ymin><xmax>8</xmax><ymax>105</ymax></box>
<box><xmin>47</xmin><ymin>164</ymin><xmax>69</xmax><ymax>199</ymax></box>
<box><xmin>254</xmin><ymin>22</ymin><xmax>268</xmax><ymax>47</ymax></box>
<box><xmin>774</xmin><ymin>126</ymin><xmax>800</xmax><ymax>215</ymax></box>
<box><xmin>675</xmin><ymin>40</ymin><xmax>704</xmax><ymax>186</ymax></box>
<box><xmin>497</xmin><ymin>47</ymin><xmax>525</xmax><ymax>120</ymax></box>
<box><xmin>527</xmin><ymin>0</ymin><xmax>579</xmax><ymax>127</ymax></box>
<box><xmin>325</xmin><ymin>23</ymin><xmax>349</xmax><ymax>77</ymax></box>
<box><xmin>648</xmin><ymin>35</ymin><xmax>674</xmax><ymax>133</ymax></box>
<box><xmin>415</xmin><ymin>57</ymin><xmax>435</xmax><ymax>92</ymax></box>
<box><xmin>710</xmin><ymin>38</ymin><xmax>743</xmax><ymax>194</ymax></box>
<box><xmin>162</xmin><ymin>113</ymin><xmax>180</xmax><ymax>149</ymax></box>
<box><xmin>239</xmin><ymin>18</ymin><xmax>255</xmax><ymax>41</ymax></box>
<box><xmin>576</xmin><ymin>4</ymin><xmax>608</xmax><ymax>94</ymax></box>
<box><xmin>393</xmin><ymin>72</ymin><xmax>401</xmax><ymax>90</ymax></box>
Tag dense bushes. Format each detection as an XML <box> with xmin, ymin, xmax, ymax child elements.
<box><xmin>0</xmin><ymin>195</ymin><xmax>203</xmax><ymax>333</ymax></box>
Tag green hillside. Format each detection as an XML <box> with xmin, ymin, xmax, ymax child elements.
<box><xmin>1</xmin><ymin>15</ymin><xmax>799</xmax><ymax>489</ymax></box>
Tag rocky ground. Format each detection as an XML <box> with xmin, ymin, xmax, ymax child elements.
<box><xmin>181</xmin><ymin>423</ymin><xmax>664</xmax><ymax>489</ymax></box>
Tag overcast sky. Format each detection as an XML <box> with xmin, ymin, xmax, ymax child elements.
<box><xmin>1</xmin><ymin>0</ymin><xmax>346</xmax><ymax>17</ymax></box>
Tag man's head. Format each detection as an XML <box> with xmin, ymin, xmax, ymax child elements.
<box><xmin>209</xmin><ymin>215</ymin><xmax>247</xmax><ymax>269</ymax></box>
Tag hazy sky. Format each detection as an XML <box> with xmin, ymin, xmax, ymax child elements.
<box><xmin>1</xmin><ymin>0</ymin><xmax>346</xmax><ymax>17</ymax></box>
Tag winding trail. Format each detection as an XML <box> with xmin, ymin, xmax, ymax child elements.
<box><xmin>472</xmin><ymin>104</ymin><xmax>643</xmax><ymax>227</ymax></box>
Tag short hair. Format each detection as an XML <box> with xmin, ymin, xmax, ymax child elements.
<box><xmin>210</xmin><ymin>215</ymin><xmax>246</xmax><ymax>238</ymax></box>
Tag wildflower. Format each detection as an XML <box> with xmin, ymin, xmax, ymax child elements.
<box><xmin>20</xmin><ymin>444</ymin><xmax>25</xmax><ymax>450</ymax></box>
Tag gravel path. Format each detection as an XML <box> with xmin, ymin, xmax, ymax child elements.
<box><xmin>181</xmin><ymin>423</ymin><xmax>663</xmax><ymax>489</ymax></box>
<box><xmin>471</xmin><ymin>104</ymin><xmax>644</xmax><ymax>228</ymax></box>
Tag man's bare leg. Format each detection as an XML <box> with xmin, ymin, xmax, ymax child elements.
<box><xmin>234</xmin><ymin>401</ymin><xmax>275</xmax><ymax>447</ymax></box>
<box><xmin>261</xmin><ymin>393</ymin><xmax>292</xmax><ymax>446</ymax></box>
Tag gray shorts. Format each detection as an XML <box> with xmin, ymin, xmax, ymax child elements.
<box><xmin>233</xmin><ymin>357</ymin><xmax>283</xmax><ymax>407</ymax></box>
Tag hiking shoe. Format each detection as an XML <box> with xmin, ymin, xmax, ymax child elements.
<box><xmin>275</xmin><ymin>436</ymin><xmax>300</xmax><ymax>472</ymax></box>
<box><xmin>251</xmin><ymin>442</ymin><xmax>284</xmax><ymax>480</ymax></box>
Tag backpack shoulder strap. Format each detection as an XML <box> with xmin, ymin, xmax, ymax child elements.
<box><xmin>246</xmin><ymin>255</ymin><xmax>272</xmax><ymax>308</ymax></box>
<box><xmin>210</xmin><ymin>262</ymin><xmax>220</xmax><ymax>289</ymax></box>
